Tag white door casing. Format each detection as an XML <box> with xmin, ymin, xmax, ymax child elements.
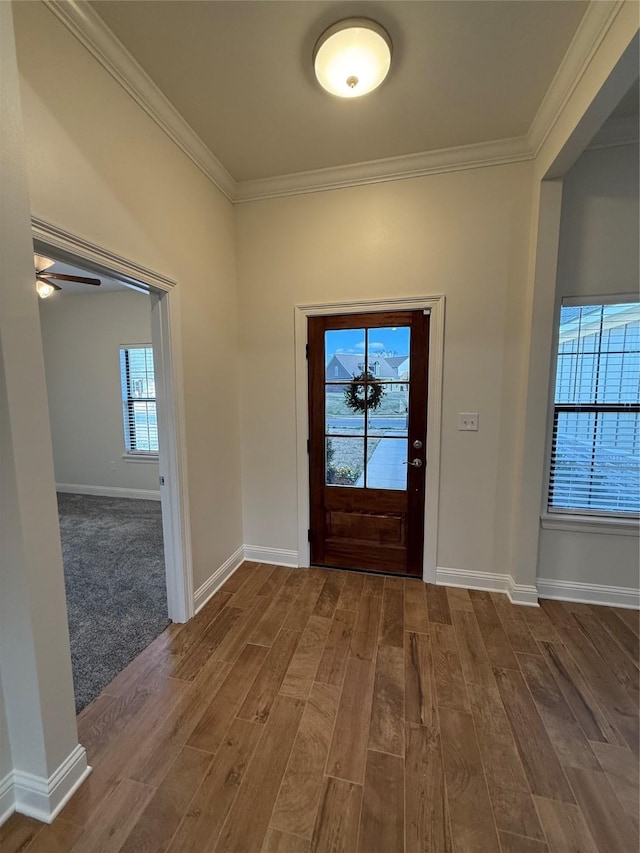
<box><xmin>294</xmin><ymin>295</ymin><xmax>445</xmax><ymax>583</ymax></box>
<box><xmin>32</xmin><ymin>217</ymin><xmax>194</xmax><ymax>623</ymax></box>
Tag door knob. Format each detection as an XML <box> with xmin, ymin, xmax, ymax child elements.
<box><xmin>404</xmin><ymin>458</ymin><xmax>422</xmax><ymax>468</ymax></box>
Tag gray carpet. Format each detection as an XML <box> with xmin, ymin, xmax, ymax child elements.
<box><xmin>57</xmin><ymin>493</ymin><xmax>170</xmax><ymax>713</ymax></box>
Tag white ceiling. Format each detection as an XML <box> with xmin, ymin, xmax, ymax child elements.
<box><xmin>89</xmin><ymin>0</ymin><xmax>590</xmax><ymax>183</ymax></box>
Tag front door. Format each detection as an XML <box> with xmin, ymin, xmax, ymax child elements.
<box><xmin>308</xmin><ymin>310</ymin><xmax>429</xmax><ymax>576</ymax></box>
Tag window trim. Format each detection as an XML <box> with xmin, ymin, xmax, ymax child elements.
<box><xmin>122</xmin><ymin>453</ymin><xmax>159</xmax><ymax>464</ymax></box>
<box><xmin>541</xmin><ymin>512</ymin><xmax>639</xmax><ymax>535</ymax></box>
<box><xmin>120</xmin><ymin>343</ymin><xmax>159</xmax><ymax>457</ymax></box>
<box><xmin>542</xmin><ymin>294</ymin><xmax>640</xmax><ymax>532</ymax></box>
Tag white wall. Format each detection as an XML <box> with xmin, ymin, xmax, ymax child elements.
<box><xmin>509</xmin><ymin>13</ymin><xmax>639</xmax><ymax>594</ymax></box>
<box><xmin>236</xmin><ymin>163</ymin><xmax>534</xmax><ymax>580</ymax></box>
<box><xmin>13</xmin><ymin>1</ymin><xmax>243</xmax><ymax>590</ymax></box>
<box><xmin>555</xmin><ymin>142</ymin><xmax>638</xmax><ymax>298</ymax></box>
<box><xmin>538</xmin><ymin>141</ymin><xmax>640</xmax><ymax>590</ymax></box>
<box><xmin>1</xmin><ymin>0</ymin><xmax>85</xmax><ymax>822</ymax></box>
<box><xmin>39</xmin><ymin>289</ymin><xmax>159</xmax><ymax>494</ymax></box>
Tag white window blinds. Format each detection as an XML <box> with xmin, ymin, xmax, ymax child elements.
<box><xmin>548</xmin><ymin>302</ymin><xmax>640</xmax><ymax>516</ymax></box>
<box><xmin>119</xmin><ymin>346</ymin><xmax>159</xmax><ymax>454</ymax></box>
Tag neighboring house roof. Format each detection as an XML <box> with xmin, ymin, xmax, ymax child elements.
<box><xmin>385</xmin><ymin>356</ymin><xmax>407</xmax><ymax>370</ymax></box>
<box><xmin>326</xmin><ymin>354</ymin><xmax>399</xmax><ymax>380</ymax></box>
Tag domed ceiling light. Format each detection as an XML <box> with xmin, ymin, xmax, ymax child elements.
<box><xmin>313</xmin><ymin>18</ymin><xmax>392</xmax><ymax>98</ymax></box>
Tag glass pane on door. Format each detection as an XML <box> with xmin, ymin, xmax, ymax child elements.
<box><xmin>365</xmin><ymin>438</ymin><xmax>407</xmax><ymax>490</ymax></box>
<box><xmin>367</xmin><ymin>385</ymin><xmax>409</xmax><ymax>436</ymax></box>
<box><xmin>326</xmin><ymin>385</ymin><xmax>366</xmax><ymax>435</ymax></box>
<box><xmin>366</xmin><ymin>326</ymin><xmax>410</xmax><ymax>379</ymax></box>
<box><xmin>326</xmin><ymin>437</ymin><xmax>364</xmax><ymax>487</ymax></box>
<box><xmin>325</xmin><ymin>329</ymin><xmax>366</xmax><ymax>382</ymax></box>
<box><xmin>324</xmin><ymin>325</ymin><xmax>411</xmax><ymax>491</ymax></box>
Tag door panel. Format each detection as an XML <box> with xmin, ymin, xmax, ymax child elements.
<box><xmin>308</xmin><ymin>310</ymin><xmax>429</xmax><ymax>576</ymax></box>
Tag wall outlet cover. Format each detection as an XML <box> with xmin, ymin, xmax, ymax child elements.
<box><xmin>458</xmin><ymin>413</ymin><xmax>479</xmax><ymax>431</ymax></box>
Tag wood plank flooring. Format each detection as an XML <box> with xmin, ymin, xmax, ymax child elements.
<box><xmin>2</xmin><ymin>564</ymin><xmax>638</xmax><ymax>853</ymax></box>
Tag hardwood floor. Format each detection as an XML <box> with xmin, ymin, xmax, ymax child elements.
<box><xmin>2</xmin><ymin>564</ymin><xmax>638</xmax><ymax>853</ymax></box>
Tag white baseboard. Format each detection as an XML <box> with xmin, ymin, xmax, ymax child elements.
<box><xmin>0</xmin><ymin>772</ymin><xmax>14</xmax><ymax>827</ymax></box>
<box><xmin>194</xmin><ymin>546</ymin><xmax>245</xmax><ymax>613</ymax></box>
<box><xmin>243</xmin><ymin>545</ymin><xmax>299</xmax><ymax>567</ymax></box>
<box><xmin>56</xmin><ymin>483</ymin><xmax>161</xmax><ymax>501</ymax></box>
<box><xmin>436</xmin><ymin>567</ymin><xmax>539</xmax><ymax>607</ymax></box>
<box><xmin>437</xmin><ymin>566</ymin><xmax>510</xmax><ymax>593</ymax></box>
<box><xmin>9</xmin><ymin>745</ymin><xmax>91</xmax><ymax>824</ymax></box>
<box><xmin>192</xmin><ymin>547</ymin><xmax>640</xmax><ymax>611</ymax></box>
<box><xmin>507</xmin><ymin>578</ymin><xmax>540</xmax><ymax>607</ymax></box>
<box><xmin>538</xmin><ymin>577</ymin><xmax>640</xmax><ymax>609</ymax></box>
<box><xmin>233</xmin><ymin>553</ymin><xmax>541</xmax><ymax>604</ymax></box>
<box><xmin>194</xmin><ymin>546</ymin><xmax>302</xmax><ymax>612</ymax></box>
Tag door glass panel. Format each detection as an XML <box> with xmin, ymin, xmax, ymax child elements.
<box><xmin>325</xmin><ymin>329</ymin><xmax>366</xmax><ymax>383</ymax></box>
<box><xmin>367</xmin><ymin>385</ymin><xmax>409</xmax><ymax>436</ymax></box>
<box><xmin>326</xmin><ymin>385</ymin><xmax>365</xmax><ymax>435</ymax></box>
<box><xmin>324</xmin><ymin>325</ymin><xmax>411</xmax><ymax>491</ymax></box>
<box><xmin>366</xmin><ymin>326</ymin><xmax>410</xmax><ymax>379</ymax></box>
<box><xmin>326</xmin><ymin>437</ymin><xmax>364</xmax><ymax>487</ymax></box>
<box><xmin>365</xmin><ymin>438</ymin><xmax>407</xmax><ymax>490</ymax></box>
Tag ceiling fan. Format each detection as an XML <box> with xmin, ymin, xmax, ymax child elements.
<box><xmin>35</xmin><ymin>255</ymin><xmax>101</xmax><ymax>298</ymax></box>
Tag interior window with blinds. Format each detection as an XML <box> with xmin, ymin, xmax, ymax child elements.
<box><xmin>119</xmin><ymin>346</ymin><xmax>159</xmax><ymax>455</ymax></box>
<box><xmin>548</xmin><ymin>301</ymin><xmax>639</xmax><ymax>516</ymax></box>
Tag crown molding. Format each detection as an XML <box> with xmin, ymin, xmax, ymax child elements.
<box><xmin>40</xmin><ymin>0</ymin><xmax>534</xmax><ymax>203</ymax></box>
<box><xmin>234</xmin><ymin>136</ymin><xmax>533</xmax><ymax>203</ymax></box>
<box><xmin>527</xmin><ymin>1</ymin><xmax>628</xmax><ymax>156</ymax></box>
<box><xmin>41</xmin><ymin>0</ymin><xmax>628</xmax><ymax>204</ymax></box>
<box><xmin>42</xmin><ymin>0</ymin><xmax>236</xmax><ymax>201</ymax></box>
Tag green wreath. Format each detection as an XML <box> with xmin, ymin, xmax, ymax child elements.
<box><xmin>344</xmin><ymin>371</ymin><xmax>385</xmax><ymax>413</ymax></box>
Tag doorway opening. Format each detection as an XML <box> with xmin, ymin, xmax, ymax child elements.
<box><xmin>32</xmin><ymin>220</ymin><xmax>193</xmax><ymax>711</ymax></box>
<box><xmin>295</xmin><ymin>296</ymin><xmax>445</xmax><ymax>583</ymax></box>
<box><xmin>308</xmin><ymin>310</ymin><xmax>429</xmax><ymax>576</ymax></box>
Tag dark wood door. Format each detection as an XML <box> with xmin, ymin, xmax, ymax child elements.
<box><xmin>308</xmin><ymin>310</ymin><xmax>429</xmax><ymax>576</ymax></box>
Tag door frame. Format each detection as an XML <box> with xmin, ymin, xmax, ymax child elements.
<box><xmin>294</xmin><ymin>295</ymin><xmax>445</xmax><ymax>583</ymax></box>
<box><xmin>32</xmin><ymin>217</ymin><xmax>194</xmax><ymax>623</ymax></box>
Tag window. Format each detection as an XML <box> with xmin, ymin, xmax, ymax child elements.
<box><xmin>548</xmin><ymin>301</ymin><xmax>639</xmax><ymax>517</ymax></box>
<box><xmin>119</xmin><ymin>346</ymin><xmax>159</xmax><ymax>455</ymax></box>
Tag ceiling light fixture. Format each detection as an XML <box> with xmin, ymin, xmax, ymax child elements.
<box><xmin>36</xmin><ymin>279</ymin><xmax>57</xmax><ymax>299</ymax></box>
<box><xmin>33</xmin><ymin>253</ymin><xmax>102</xmax><ymax>298</ymax></box>
<box><xmin>313</xmin><ymin>18</ymin><xmax>392</xmax><ymax>98</ymax></box>
<box><xmin>35</xmin><ymin>255</ymin><xmax>57</xmax><ymax>299</ymax></box>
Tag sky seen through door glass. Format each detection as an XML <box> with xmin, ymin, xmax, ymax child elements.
<box><xmin>324</xmin><ymin>327</ymin><xmax>410</xmax><ymax>366</ymax></box>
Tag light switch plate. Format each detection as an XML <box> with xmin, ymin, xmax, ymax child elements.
<box><xmin>458</xmin><ymin>413</ymin><xmax>479</xmax><ymax>431</ymax></box>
